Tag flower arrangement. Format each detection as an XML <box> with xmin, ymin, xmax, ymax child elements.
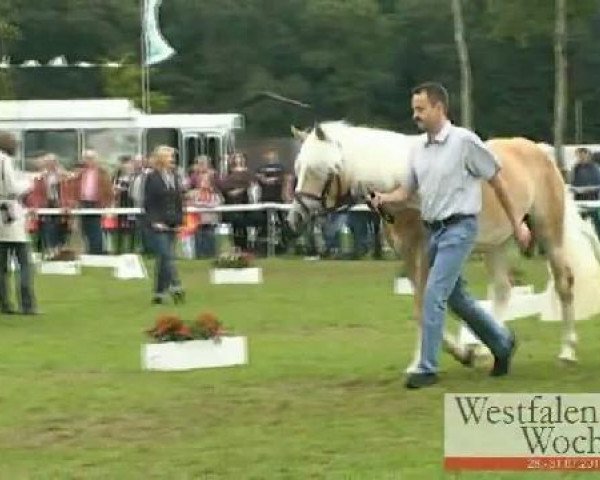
<box><xmin>146</xmin><ymin>311</ymin><xmax>226</xmax><ymax>343</ymax></box>
<box><xmin>213</xmin><ymin>250</ymin><xmax>254</xmax><ymax>269</ymax></box>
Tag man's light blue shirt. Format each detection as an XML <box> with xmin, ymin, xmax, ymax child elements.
<box><xmin>405</xmin><ymin>121</ymin><xmax>500</xmax><ymax>223</ymax></box>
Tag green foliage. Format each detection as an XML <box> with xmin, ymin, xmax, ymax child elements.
<box><xmin>0</xmin><ymin>0</ymin><xmax>21</xmax><ymax>62</ymax></box>
<box><xmin>485</xmin><ymin>0</ymin><xmax>598</xmax><ymax>44</ymax></box>
<box><xmin>0</xmin><ymin>71</ymin><xmax>14</xmax><ymax>99</ymax></box>
<box><xmin>1</xmin><ymin>0</ymin><xmax>600</xmax><ymax>140</ymax></box>
<box><xmin>100</xmin><ymin>55</ymin><xmax>171</xmax><ymax>112</ymax></box>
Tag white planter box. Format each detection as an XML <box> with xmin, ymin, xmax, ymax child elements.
<box><xmin>486</xmin><ymin>283</ymin><xmax>535</xmax><ymax>299</ymax></box>
<box><xmin>39</xmin><ymin>260</ymin><xmax>81</xmax><ymax>275</ymax></box>
<box><xmin>210</xmin><ymin>267</ymin><xmax>263</xmax><ymax>284</ymax></box>
<box><xmin>460</xmin><ymin>286</ymin><xmax>545</xmax><ymax>348</ymax></box>
<box><xmin>393</xmin><ymin>277</ymin><xmax>413</xmax><ymax>295</ymax></box>
<box><xmin>114</xmin><ymin>254</ymin><xmax>147</xmax><ymax>279</ymax></box>
<box><xmin>80</xmin><ymin>254</ymin><xmax>121</xmax><ymax>268</ymax></box>
<box><xmin>142</xmin><ymin>336</ymin><xmax>248</xmax><ymax>371</ymax></box>
<box><xmin>510</xmin><ymin>284</ymin><xmax>535</xmax><ymax>296</ymax></box>
<box><xmin>78</xmin><ymin>254</ymin><xmax>146</xmax><ymax>279</ymax></box>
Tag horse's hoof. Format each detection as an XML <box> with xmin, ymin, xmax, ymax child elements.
<box><xmin>558</xmin><ymin>351</ymin><xmax>578</xmax><ymax>364</ymax></box>
<box><xmin>473</xmin><ymin>345</ymin><xmax>493</xmax><ymax>359</ymax></box>
<box><xmin>458</xmin><ymin>346</ymin><xmax>476</xmax><ymax>368</ymax></box>
<box><xmin>404</xmin><ymin>362</ymin><xmax>420</xmax><ymax>374</ymax></box>
<box><xmin>558</xmin><ymin>345</ymin><xmax>577</xmax><ymax>365</ymax></box>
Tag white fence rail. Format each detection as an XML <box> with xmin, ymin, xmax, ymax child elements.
<box><xmin>25</xmin><ymin>200</ymin><xmax>600</xmax><ymax>257</ymax></box>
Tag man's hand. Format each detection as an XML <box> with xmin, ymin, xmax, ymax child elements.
<box><xmin>366</xmin><ymin>191</ymin><xmax>395</xmax><ymax>224</ymax></box>
<box><xmin>369</xmin><ymin>191</ymin><xmax>385</xmax><ymax>209</ymax></box>
<box><xmin>369</xmin><ymin>185</ymin><xmax>410</xmax><ymax>207</ymax></box>
<box><xmin>514</xmin><ymin>220</ymin><xmax>532</xmax><ymax>251</ymax></box>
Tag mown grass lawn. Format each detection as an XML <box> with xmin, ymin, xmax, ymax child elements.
<box><xmin>0</xmin><ymin>255</ymin><xmax>598</xmax><ymax>479</ymax></box>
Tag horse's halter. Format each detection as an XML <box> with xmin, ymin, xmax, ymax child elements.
<box><xmin>293</xmin><ymin>141</ymin><xmax>355</xmax><ymax>218</ymax></box>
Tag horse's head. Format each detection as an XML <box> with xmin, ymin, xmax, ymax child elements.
<box><xmin>285</xmin><ymin>123</ymin><xmax>353</xmax><ymax>237</ymax></box>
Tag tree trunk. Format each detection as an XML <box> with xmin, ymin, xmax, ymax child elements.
<box><xmin>451</xmin><ymin>0</ymin><xmax>473</xmax><ymax>129</ymax></box>
<box><xmin>554</xmin><ymin>0</ymin><xmax>568</xmax><ymax>179</ymax></box>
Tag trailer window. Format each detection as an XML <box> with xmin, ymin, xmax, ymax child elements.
<box><xmin>146</xmin><ymin>129</ymin><xmax>178</xmax><ymax>158</ymax></box>
<box><xmin>24</xmin><ymin>130</ymin><xmax>78</xmax><ymax>171</ymax></box>
<box><xmin>84</xmin><ymin>129</ymin><xmax>138</xmax><ymax>169</ymax></box>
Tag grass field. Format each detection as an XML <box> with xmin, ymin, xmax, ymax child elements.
<box><xmin>1</xmin><ymin>254</ymin><xmax>599</xmax><ymax>479</ymax></box>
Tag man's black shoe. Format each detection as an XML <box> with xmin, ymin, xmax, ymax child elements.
<box><xmin>404</xmin><ymin>372</ymin><xmax>439</xmax><ymax>389</ymax></box>
<box><xmin>1</xmin><ymin>306</ymin><xmax>16</xmax><ymax>315</ymax></box>
<box><xmin>21</xmin><ymin>309</ymin><xmax>41</xmax><ymax>316</ymax></box>
<box><xmin>491</xmin><ymin>330</ymin><xmax>517</xmax><ymax>377</ymax></box>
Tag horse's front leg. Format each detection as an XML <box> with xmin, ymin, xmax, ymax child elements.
<box><xmin>406</xmin><ymin>259</ymin><xmax>423</xmax><ymax>374</ymax></box>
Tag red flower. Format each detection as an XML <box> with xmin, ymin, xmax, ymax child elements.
<box><xmin>147</xmin><ymin>314</ymin><xmax>183</xmax><ymax>337</ymax></box>
<box><xmin>177</xmin><ymin>324</ymin><xmax>192</xmax><ymax>338</ymax></box>
<box><xmin>195</xmin><ymin>311</ymin><xmax>222</xmax><ymax>338</ymax></box>
<box><xmin>146</xmin><ymin>311</ymin><xmax>229</xmax><ymax>342</ymax></box>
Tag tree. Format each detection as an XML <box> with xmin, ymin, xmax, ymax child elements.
<box><xmin>0</xmin><ymin>0</ymin><xmax>600</xmax><ymax>140</ymax></box>
<box><xmin>0</xmin><ymin>0</ymin><xmax>19</xmax><ymax>99</ymax></box>
<box><xmin>554</xmin><ymin>0</ymin><xmax>568</xmax><ymax>177</ymax></box>
<box><xmin>101</xmin><ymin>55</ymin><xmax>170</xmax><ymax>112</ymax></box>
<box><xmin>451</xmin><ymin>0</ymin><xmax>473</xmax><ymax>128</ymax></box>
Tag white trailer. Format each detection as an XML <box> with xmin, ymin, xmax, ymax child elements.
<box><xmin>0</xmin><ymin>98</ymin><xmax>245</xmax><ymax>175</ymax></box>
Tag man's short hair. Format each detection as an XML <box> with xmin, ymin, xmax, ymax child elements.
<box><xmin>576</xmin><ymin>147</ymin><xmax>591</xmax><ymax>155</ymax></box>
<box><xmin>411</xmin><ymin>82</ymin><xmax>449</xmax><ymax>112</ymax></box>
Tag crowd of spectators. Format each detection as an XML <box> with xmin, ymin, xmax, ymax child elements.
<box><xmin>24</xmin><ymin>149</ymin><xmax>385</xmax><ymax>260</ymax></box>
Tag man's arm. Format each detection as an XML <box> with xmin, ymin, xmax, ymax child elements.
<box><xmin>488</xmin><ymin>171</ymin><xmax>521</xmax><ymax>229</ymax></box>
<box><xmin>464</xmin><ymin>136</ymin><xmax>531</xmax><ymax>249</ymax></box>
<box><xmin>488</xmin><ymin>171</ymin><xmax>531</xmax><ymax>248</ymax></box>
<box><xmin>371</xmin><ymin>185</ymin><xmax>412</xmax><ymax>207</ymax></box>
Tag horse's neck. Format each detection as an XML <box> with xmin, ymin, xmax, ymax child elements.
<box><xmin>337</xmin><ymin>126</ymin><xmax>419</xmax><ymax>192</ymax></box>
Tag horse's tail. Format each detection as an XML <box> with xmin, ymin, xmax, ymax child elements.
<box><xmin>562</xmin><ymin>191</ymin><xmax>600</xmax><ymax>265</ymax></box>
<box><xmin>551</xmin><ymin>188</ymin><xmax>600</xmax><ymax>320</ymax></box>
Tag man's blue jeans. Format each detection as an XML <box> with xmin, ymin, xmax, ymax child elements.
<box><xmin>418</xmin><ymin>216</ymin><xmax>512</xmax><ymax>374</ymax></box>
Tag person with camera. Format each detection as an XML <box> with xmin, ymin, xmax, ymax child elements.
<box><xmin>0</xmin><ymin>131</ymin><xmax>38</xmax><ymax>315</ymax></box>
<box><xmin>144</xmin><ymin>145</ymin><xmax>185</xmax><ymax>305</ymax></box>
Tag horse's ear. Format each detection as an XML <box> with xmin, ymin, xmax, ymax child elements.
<box><xmin>314</xmin><ymin>123</ymin><xmax>327</xmax><ymax>141</ymax></box>
<box><xmin>290</xmin><ymin>125</ymin><xmax>308</xmax><ymax>141</ymax></box>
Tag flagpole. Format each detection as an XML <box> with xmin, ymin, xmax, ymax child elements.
<box><xmin>140</xmin><ymin>0</ymin><xmax>148</xmax><ymax>113</ymax></box>
<box><xmin>146</xmin><ymin>55</ymin><xmax>151</xmax><ymax>114</ymax></box>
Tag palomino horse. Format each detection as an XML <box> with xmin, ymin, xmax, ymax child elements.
<box><xmin>286</xmin><ymin>121</ymin><xmax>595</xmax><ymax>369</ymax></box>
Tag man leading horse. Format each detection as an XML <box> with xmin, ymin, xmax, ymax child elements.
<box><xmin>370</xmin><ymin>82</ymin><xmax>531</xmax><ymax>389</ymax></box>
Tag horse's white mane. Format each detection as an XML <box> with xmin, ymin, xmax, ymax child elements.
<box><xmin>297</xmin><ymin>121</ymin><xmax>421</xmax><ymax>192</ymax></box>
